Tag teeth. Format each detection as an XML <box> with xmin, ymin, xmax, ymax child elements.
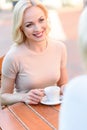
<box><xmin>34</xmin><ymin>32</ymin><xmax>43</xmax><ymax>37</ymax></box>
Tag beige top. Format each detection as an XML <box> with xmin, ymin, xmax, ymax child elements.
<box><xmin>2</xmin><ymin>38</ymin><xmax>67</xmax><ymax>92</ymax></box>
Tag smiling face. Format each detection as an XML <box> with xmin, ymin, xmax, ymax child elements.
<box><xmin>22</xmin><ymin>6</ymin><xmax>48</xmax><ymax>43</ymax></box>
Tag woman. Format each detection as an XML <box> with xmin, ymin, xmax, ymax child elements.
<box><xmin>0</xmin><ymin>0</ymin><xmax>68</xmax><ymax>105</ymax></box>
<box><xmin>59</xmin><ymin>7</ymin><xmax>87</xmax><ymax>130</ymax></box>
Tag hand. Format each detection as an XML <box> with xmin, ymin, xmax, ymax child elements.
<box><xmin>22</xmin><ymin>89</ymin><xmax>45</xmax><ymax>105</ymax></box>
<box><xmin>60</xmin><ymin>85</ymin><xmax>66</xmax><ymax>95</ymax></box>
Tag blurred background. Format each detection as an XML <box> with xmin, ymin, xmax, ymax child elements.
<box><xmin>0</xmin><ymin>0</ymin><xmax>83</xmax><ymax>10</ymax></box>
<box><xmin>0</xmin><ymin>0</ymin><xmax>86</xmax><ymax>80</ymax></box>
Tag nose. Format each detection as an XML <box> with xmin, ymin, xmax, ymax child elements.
<box><xmin>34</xmin><ymin>24</ymin><xmax>41</xmax><ymax>31</ymax></box>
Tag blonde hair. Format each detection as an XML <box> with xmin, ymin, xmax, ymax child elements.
<box><xmin>78</xmin><ymin>7</ymin><xmax>87</xmax><ymax>68</ymax></box>
<box><xmin>12</xmin><ymin>0</ymin><xmax>49</xmax><ymax>44</ymax></box>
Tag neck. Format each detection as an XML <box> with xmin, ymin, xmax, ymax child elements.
<box><xmin>25</xmin><ymin>39</ymin><xmax>47</xmax><ymax>53</ymax></box>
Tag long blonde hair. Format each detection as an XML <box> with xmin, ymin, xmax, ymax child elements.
<box><xmin>12</xmin><ymin>0</ymin><xmax>49</xmax><ymax>44</ymax></box>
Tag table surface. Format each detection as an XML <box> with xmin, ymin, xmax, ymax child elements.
<box><xmin>0</xmin><ymin>102</ymin><xmax>61</xmax><ymax>130</ymax></box>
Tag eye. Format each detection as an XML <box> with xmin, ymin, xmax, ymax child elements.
<box><xmin>39</xmin><ymin>18</ymin><xmax>45</xmax><ymax>22</ymax></box>
<box><xmin>25</xmin><ymin>23</ymin><xmax>33</xmax><ymax>28</ymax></box>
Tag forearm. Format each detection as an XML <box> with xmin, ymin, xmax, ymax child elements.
<box><xmin>1</xmin><ymin>93</ymin><xmax>25</xmax><ymax>106</ymax></box>
<box><xmin>58</xmin><ymin>67</ymin><xmax>68</xmax><ymax>86</ymax></box>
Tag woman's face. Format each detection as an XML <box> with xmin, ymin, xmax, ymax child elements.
<box><xmin>22</xmin><ymin>6</ymin><xmax>48</xmax><ymax>43</ymax></box>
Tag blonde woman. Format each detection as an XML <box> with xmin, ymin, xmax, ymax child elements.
<box><xmin>0</xmin><ymin>0</ymin><xmax>68</xmax><ymax>106</ymax></box>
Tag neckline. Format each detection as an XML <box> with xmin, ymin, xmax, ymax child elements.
<box><xmin>23</xmin><ymin>39</ymin><xmax>50</xmax><ymax>56</ymax></box>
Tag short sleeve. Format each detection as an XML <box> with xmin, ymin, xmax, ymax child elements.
<box><xmin>2</xmin><ymin>53</ymin><xmax>19</xmax><ymax>79</ymax></box>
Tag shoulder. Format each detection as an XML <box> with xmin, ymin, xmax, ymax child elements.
<box><xmin>66</xmin><ymin>75</ymin><xmax>87</xmax><ymax>92</ymax></box>
<box><xmin>4</xmin><ymin>44</ymin><xmax>25</xmax><ymax>60</ymax></box>
<box><xmin>48</xmin><ymin>38</ymin><xmax>66</xmax><ymax>50</ymax></box>
<box><xmin>3</xmin><ymin>44</ymin><xmax>25</xmax><ymax>65</ymax></box>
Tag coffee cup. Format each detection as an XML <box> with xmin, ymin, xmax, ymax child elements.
<box><xmin>44</xmin><ymin>86</ymin><xmax>60</xmax><ymax>102</ymax></box>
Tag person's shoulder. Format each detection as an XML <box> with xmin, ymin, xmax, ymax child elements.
<box><xmin>48</xmin><ymin>38</ymin><xmax>66</xmax><ymax>49</ymax></box>
<box><xmin>67</xmin><ymin>75</ymin><xmax>87</xmax><ymax>88</ymax></box>
<box><xmin>4</xmin><ymin>43</ymin><xmax>24</xmax><ymax>61</ymax></box>
<box><xmin>7</xmin><ymin>43</ymin><xmax>25</xmax><ymax>54</ymax></box>
<box><xmin>65</xmin><ymin>75</ymin><xmax>87</xmax><ymax>95</ymax></box>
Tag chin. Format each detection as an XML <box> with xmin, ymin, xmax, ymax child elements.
<box><xmin>35</xmin><ymin>36</ymin><xmax>46</xmax><ymax>42</ymax></box>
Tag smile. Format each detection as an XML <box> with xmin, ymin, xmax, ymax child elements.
<box><xmin>33</xmin><ymin>31</ymin><xmax>45</xmax><ymax>38</ymax></box>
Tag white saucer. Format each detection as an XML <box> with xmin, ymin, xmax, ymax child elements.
<box><xmin>40</xmin><ymin>96</ymin><xmax>62</xmax><ymax>105</ymax></box>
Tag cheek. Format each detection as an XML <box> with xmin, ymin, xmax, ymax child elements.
<box><xmin>43</xmin><ymin>23</ymin><xmax>49</xmax><ymax>34</ymax></box>
<box><xmin>43</xmin><ymin>22</ymin><xmax>48</xmax><ymax>29</ymax></box>
<box><xmin>23</xmin><ymin>28</ymin><xmax>33</xmax><ymax>37</ymax></box>
<box><xmin>45</xmin><ymin>22</ymin><xmax>50</xmax><ymax>34</ymax></box>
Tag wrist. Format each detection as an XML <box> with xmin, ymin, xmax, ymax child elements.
<box><xmin>17</xmin><ymin>93</ymin><xmax>26</xmax><ymax>103</ymax></box>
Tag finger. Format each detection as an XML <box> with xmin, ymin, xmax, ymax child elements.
<box><xmin>33</xmin><ymin>89</ymin><xmax>44</xmax><ymax>97</ymax></box>
<box><xmin>38</xmin><ymin>89</ymin><xmax>44</xmax><ymax>92</ymax></box>
<box><xmin>25</xmin><ymin>100</ymin><xmax>38</xmax><ymax>105</ymax></box>
<box><xmin>39</xmin><ymin>89</ymin><xmax>45</xmax><ymax>96</ymax></box>
<box><xmin>30</xmin><ymin>94</ymin><xmax>42</xmax><ymax>102</ymax></box>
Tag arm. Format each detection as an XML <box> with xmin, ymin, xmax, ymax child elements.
<box><xmin>0</xmin><ymin>75</ymin><xmax>24</xmax><ymax>105</ymax></box>
<box><xmin>57</xmin><ymin>67</ymin><xmax>68</xmax><ymax>94</ymax></box>
<box><xmin>57</xmin><ymin>42</ymin><xmax>68</xmax><ymax>94</ymax></box>
<box><xmin>0</xmin><ymin>75</ymin><xmax>44</xmax><ymax>106</ymax></box>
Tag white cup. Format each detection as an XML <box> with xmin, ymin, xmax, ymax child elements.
<box><xmin>44</xmin><ymin>86</ymin><xmax>60</xmax><ymax>102</ymax></box>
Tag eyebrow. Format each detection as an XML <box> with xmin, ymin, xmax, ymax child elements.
<box><xmin>24</xmin><ymin>16</ymin><xmax>45</xmax><ymax>25</ymax></box>
<box><xmin>24</xmin><ymin>21</ymin><xmax>33</xmax><ymax>25</ymax></box>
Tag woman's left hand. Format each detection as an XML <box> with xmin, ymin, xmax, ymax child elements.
<box><xmin>60</xmin><ymin>85</ymin><xmax>66</xmax><ymax>95</ymax></box>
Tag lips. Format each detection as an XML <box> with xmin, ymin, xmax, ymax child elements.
<box><xmin>33</xmin><ymin>30</ymin><xmax>45</xmax><ymax>38</ymax></box>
